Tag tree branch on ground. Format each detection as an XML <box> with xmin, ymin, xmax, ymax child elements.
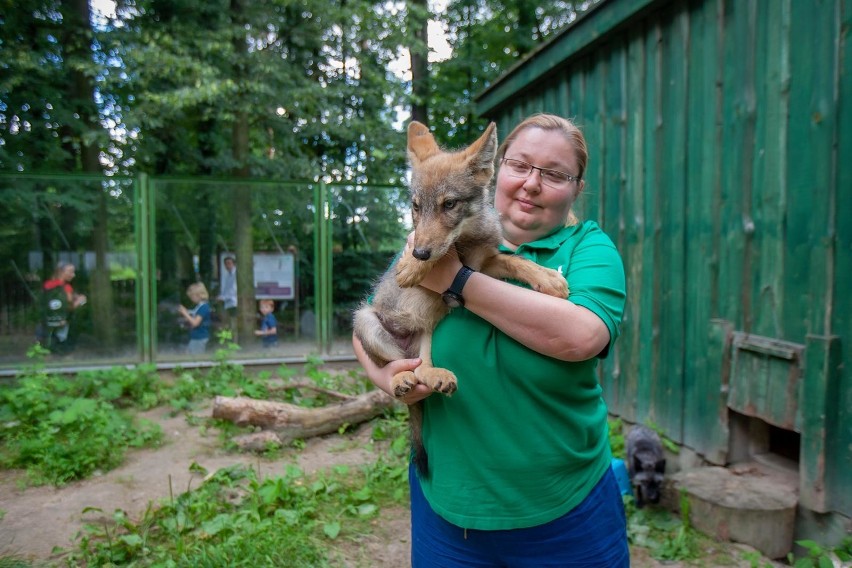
<box><xmin>212</xmin><ymin>390</ymin><xmax>399</xmax><ymax>452</ymax></box>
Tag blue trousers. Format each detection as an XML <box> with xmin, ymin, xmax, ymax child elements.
<box><xmin>410</xmin><ymin>465</ymin><xmax>630</xmax><ymax>567</ymax></box>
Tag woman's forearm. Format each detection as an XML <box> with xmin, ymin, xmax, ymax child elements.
<box><xmin>461</xmin><ymin>273</ymin><xmax>610</xmax><ymax>361</ymax></box>
<box><xmin>417</xmin><ymin>251</ymin><xmax>609</xmax><ymax>362</ymax></box>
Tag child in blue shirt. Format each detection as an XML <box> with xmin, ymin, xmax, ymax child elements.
<box><xmin>177</xmin><ymin>282</ymin><xmax>211</xmax><ymax>355</ymax></box>
<box><xmin>254</xmin><ymin>299</ymin><xmax>278</xmax><ymax>348</ymax></box>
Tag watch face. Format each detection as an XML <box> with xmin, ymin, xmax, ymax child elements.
<box><xmin>442</xmin><ymin>291</ymin><xmax>463</xmax><ymax>308</ymax></box>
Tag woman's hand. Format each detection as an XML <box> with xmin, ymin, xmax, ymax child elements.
<box><xmin>419</xmin><ymin>247</ymin><xmax>462</xmax><ymax>294</ymax></box>
<box><xmin>352</xmin><ymin>335</ymin><xmax>432</xmax><ymax>405</ymax></box>
<box><xmin>402</xmin><ymin>232</ymin><xmax>463</xmax><ymax>294</ymax></box>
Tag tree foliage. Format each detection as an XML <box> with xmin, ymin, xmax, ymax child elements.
<box><xmin>0</xmin><ymin>0</ymin><xmax>594</xmax><ymax>338</ymax></box>
<box><xmin>427</xmin><ymin>0</ymin><xmax>592</xmax><ymax>146</ymax></box>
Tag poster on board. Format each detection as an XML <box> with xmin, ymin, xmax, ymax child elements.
<box><xmin>220</xmin><ymin>252</ymin><xmax>296</xmax><ymax>301</ymax></box>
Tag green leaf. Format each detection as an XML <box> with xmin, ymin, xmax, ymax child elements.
<box><xmin>200</xmin><ymin>513</ymin><xmax>233</xmax><ymax>537</ymax></box>
<box><xmin>119</xmin><ymin>534</ymin><xmax>144</xmax><ymax>548</ymax></box>
<box><xmin>323</xmin><ymin>521</ymin><xmax>341</xmax><ymax>539</ymax></box>
<box><xmin>351</xmin><ymin>486</ymin><xmax>372</xmax><ymax>501</ymax></box>
<box><xmin>357</xmin><ymin>504</ymin><xmax>378</xmax><ymax>517</ymax></box>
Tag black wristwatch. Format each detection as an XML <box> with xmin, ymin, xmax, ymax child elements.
<box><xmin>442</xmin><ymin>265</ymin><xmax>475</xmax><ymax>308</ymax></box>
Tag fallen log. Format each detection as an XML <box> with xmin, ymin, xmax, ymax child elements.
<box><xmin>212</xmin><ymin>389</ymin><xmax>399</xmax><ymax>449</ymax></box>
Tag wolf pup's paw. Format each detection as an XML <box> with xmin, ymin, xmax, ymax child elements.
<box><xmin>416</xmin><ymin>367</ymin><xmax>458</xmax><ymax>395</ymax></box>
<box><xmin>534</xmin><ymin>267</ymin><xmax>569</xmax><ymax>298</ymax></box>
<box><xmin>395</xmin><ymin>254</ymin><xmax>429</xmax><ymax>288</ymax></box>
<box><xmin>391</xmin><ymin>371</ymin><xmax>419</xmax><ymax>398</ymax></box>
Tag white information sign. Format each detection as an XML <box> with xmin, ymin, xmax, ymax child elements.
<box><xmin>221</xmin><ymin>252</ymin><xmax>296</xmax><ymax>301</ymax></box>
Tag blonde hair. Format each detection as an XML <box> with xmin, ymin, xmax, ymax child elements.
<box><xmin>496</xmin><ymin>113</ymin><xmax>587</xmax><ymax>226</ymax></box>
<box><xmin>186</xmin><ymin>282</ymin><xmax>209</xmax><ymax>302</ymax></box>
<box><xmin>259</xmin><ymin>299</ymin><xmax>275</xmax><ymax>310</ymax></box>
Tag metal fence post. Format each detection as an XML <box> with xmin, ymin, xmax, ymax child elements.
<box><xmin>134</xmin><ymin>173</ymin><xmax>156</xmax><ymax>363</ymax></box>
<box><xmin>313</xmin><ymin>181</ymin><xmax>333</xmax><ymax>355</ymax></box>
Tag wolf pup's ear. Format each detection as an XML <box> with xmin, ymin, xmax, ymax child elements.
<box><xmin>461</xmin><ymin>122</ymin><xmax>497</xmax><ymax>173</ymax></box>
<box><xmin>407</xmin><ymin>121</ymin><xmax>440</xmax><ymax>166</ymax></box>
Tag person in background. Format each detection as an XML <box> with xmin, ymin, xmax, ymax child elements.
<box><xmin>353</xmin><ymin>114</ymin><xmax>628</xmax><ymax>567</ymax></box>
<box><xmin>41</xmin><ymin>261</ymin><xmax>87</xmax><ymax>354</ymax></box>
<box><xmin>217</xmin><ymin>255</ymin><xmax>238</xmax><ymax>337</ymax></box>
<box><xmin>254</xmin><ymin>299</ymin><xmax>278</xmax><ymax>348</ymax></box>
<box><xmin>177</xmin><ymin>282</ymin><xmax>211</xmax><ymax>354</ymax></box>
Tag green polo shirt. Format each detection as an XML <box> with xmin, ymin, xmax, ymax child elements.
<box><xmin>420</xmin><ymin>220</ymin><xmax>626</xmax><ymax>530</ymax></box>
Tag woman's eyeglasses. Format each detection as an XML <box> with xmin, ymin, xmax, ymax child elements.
<box><xmin>501</xmin><ymin>158</ymin><xmax>580</xmax><ymax>188</ymax></box>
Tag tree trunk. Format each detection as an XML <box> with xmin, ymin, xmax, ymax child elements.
<box><xmin>231</xmin><ymin>0</ymin><xmax>254</xmax><ymax>345</ymax></box>
<box><xmin>212</xmin><ymin>390</ymin><xmax>397</xmax><ymax>449</ymax></box>
<box><xmin>64</xmin><ymin>0</ymin><xmax>116</xmax><ymax>349</ymax></box>
<box><xmin>409</xmin><ymin>0</ymin><xmax>430</xmax><ymax>125</ymax></box>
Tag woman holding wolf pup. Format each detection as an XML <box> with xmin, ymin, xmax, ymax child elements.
<box><xmin>354</xmin><ymin>114</ymin><xmax>628</xmax><ymax>566</ymax></box>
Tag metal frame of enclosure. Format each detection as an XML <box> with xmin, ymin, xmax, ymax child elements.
<box><xmin>0</xmin><ymin>173</ymin><xmax>403</xmax><ymax>373</ymax></box>
<box><xmin>476</xmin><ymin>0</ymin><xmax>850</xmax><ymax>542</ymax></box>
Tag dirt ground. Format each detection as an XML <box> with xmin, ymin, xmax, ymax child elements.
<box><xmin>0</xmin><ymin>403</ymin><xmax>782</xmax><ymax>567</ymax></box>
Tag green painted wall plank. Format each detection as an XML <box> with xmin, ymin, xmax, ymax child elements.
<box><xmin>567</xmin><ymin>64</ymin><xmax>584</xmax><ymax>121</ymax></box>
<box><xmin>638</xmin><ymin>21</ymin><xmax>662</xmax><ymax>424</ymax></box>
<box><xmin>785</xmin><ymin>0</ymin><xmax>835</xmax><ymax>341</ymax></box>
<box><xmin>750</xmin><ymin>0</ymin><xmax>790</xmax><ymax>340</ymax></box>
<box><xmin>600</xmin><ymin>42</ymin><xmax>629</xmax><ymax>411</ymax></box>
<box><xmin>717</xmin><ymin>0</ymin><xmax>750</xmax><ymax>331</ymax></box>
<box><xmin>683</xmin><ymin>0</ymin><xmax>727</xmax><ymax>459</ymax></box>
<box><xmin>582</xmin><ymin>59</ymin><xmax>602</xmax><ymax>223</ymax></box>
<box><xmin>655</xmin><ymin>5</ymin><xmax>688</xmax><ymax>438</ymax></box>
<box><xmin>829</xmin><ymin>0</ymin><xmax>852</xmax><ymax>516</ymax></box>
<box><xmin>785</xmin><ymin>0</ymin><xmax>837</xmax><ymax>506</ymax></box>
<box><xmin>617</xmin><ymin>28</ymin><xmax>647</xmax><ymax>424</ymax></box>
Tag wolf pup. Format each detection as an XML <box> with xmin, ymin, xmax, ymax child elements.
<box><xmin>626</xmin><ymin>424</ymin><xmax>667</xmax><ymax>507</ymax></box>
<box><xmin>353</xmin><ymin>121</ymin><xmax>568</xmax><ymax>475</ymax></box>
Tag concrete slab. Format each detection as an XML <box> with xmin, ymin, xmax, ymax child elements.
<box><xmin>665</xmin><ymin>466</ymin><xmax>798</xmax><ymax>559</ymax></box>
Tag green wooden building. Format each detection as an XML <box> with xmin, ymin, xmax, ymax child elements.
<box><xmin>477</xmin><ymin>0</ymin><xmax>849</xmax><ymax>545</ymax></box>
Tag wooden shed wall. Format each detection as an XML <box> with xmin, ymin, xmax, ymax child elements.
<box><xmin>477</xmin><ymin>0</ymin><xmax>851</xmax><ymax>516</ymax></box>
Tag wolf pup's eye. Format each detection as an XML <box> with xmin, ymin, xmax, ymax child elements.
<box><xmin>443</xmin><ymin>199</ymin><xmax>457</xmax><ymax>210</ymax></box>
<box><xmin>412</xmin><ymin>202</ymin><xmax>420</xmax><ymax>212</ymax></box>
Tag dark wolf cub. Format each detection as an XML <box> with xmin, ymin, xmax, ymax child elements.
<box><xmin>353</xmin><ymin>121</ymin><xmax>568</xmax><ymax>475</ymax></box>
<box><xmin>626</xmin><ymin>424</ymin><xmax>667</xmax><ymax>507</ymax></box>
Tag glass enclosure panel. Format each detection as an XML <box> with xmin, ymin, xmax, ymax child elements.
<box><xmin>0</xmin><ymin>175</ymin><xmax>138</xmax><ymax>370</ymax></box>
<box><xmin>0</xmin><ymin>175</ymin><xmax>409</xmax><ymax>372</ymax></box>
<box><xmin>328</xmin><ymin>183</ymin><xmax>410</xmax><ymax>355</ymax></box>
<box><xmin>152</xmin><ymin>178</ymin><xmax>326</xmax><ymax>362</ymax></box>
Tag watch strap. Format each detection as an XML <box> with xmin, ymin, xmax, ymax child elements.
<box><xmin>442</xmin><ymin>265</ymin><xmax>475</xmax><ymax>307</ymax></box>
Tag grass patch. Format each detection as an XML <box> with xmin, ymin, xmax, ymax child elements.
<box><xmin>62</xmin><ymin>416</ymin><xmax>410</xmax><ymax>567</ymax></box>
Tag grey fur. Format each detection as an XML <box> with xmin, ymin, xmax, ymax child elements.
<box><xmin>626</xmin><ymin>424</ymin><xmax>666</xmax><ymax>507</ymax></box>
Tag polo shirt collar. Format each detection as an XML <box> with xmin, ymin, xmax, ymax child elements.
<box><xmin>498</xmin><ymin>223</ymin><xmax>582</xmax><ymax>254</ymax></box>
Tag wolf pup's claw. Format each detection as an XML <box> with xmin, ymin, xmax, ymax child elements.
<box><xmin>391</xmin><ymin>371</ymin><xmax>418</xmax><ymax>398</ymax></box>
<box><xmin>416</xmin><ymin>367</ymin><xmax>458</xmax><ymax>396</ymax></box>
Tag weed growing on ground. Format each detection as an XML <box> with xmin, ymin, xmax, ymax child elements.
<box><xmin>0</xmin><ymin>334</ymin><xmax>299</xmax><ymax>486</ymax></box>
<box><xmin>609</xmin><ymin>417</ymin><xmax>626</xmax><ymax>458</ymax></box>
<box><xmin>0</xmin><ymin>346</ymin><xmax>163</xmax><ymax>485</ymax></box>
<box><xmin>789</xmin><ymin>537</ymin><xmax>852</xmax><ymax>567</ymax></box>
<box><xmin>625</xmin><ymin>493</ymin><xmax>699</xmax><ymax>563</ymax></box>
<box><xmin>62</xmin><ymin>416</ymin><xmax>410</xmax><ymax>567</ymax></box>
